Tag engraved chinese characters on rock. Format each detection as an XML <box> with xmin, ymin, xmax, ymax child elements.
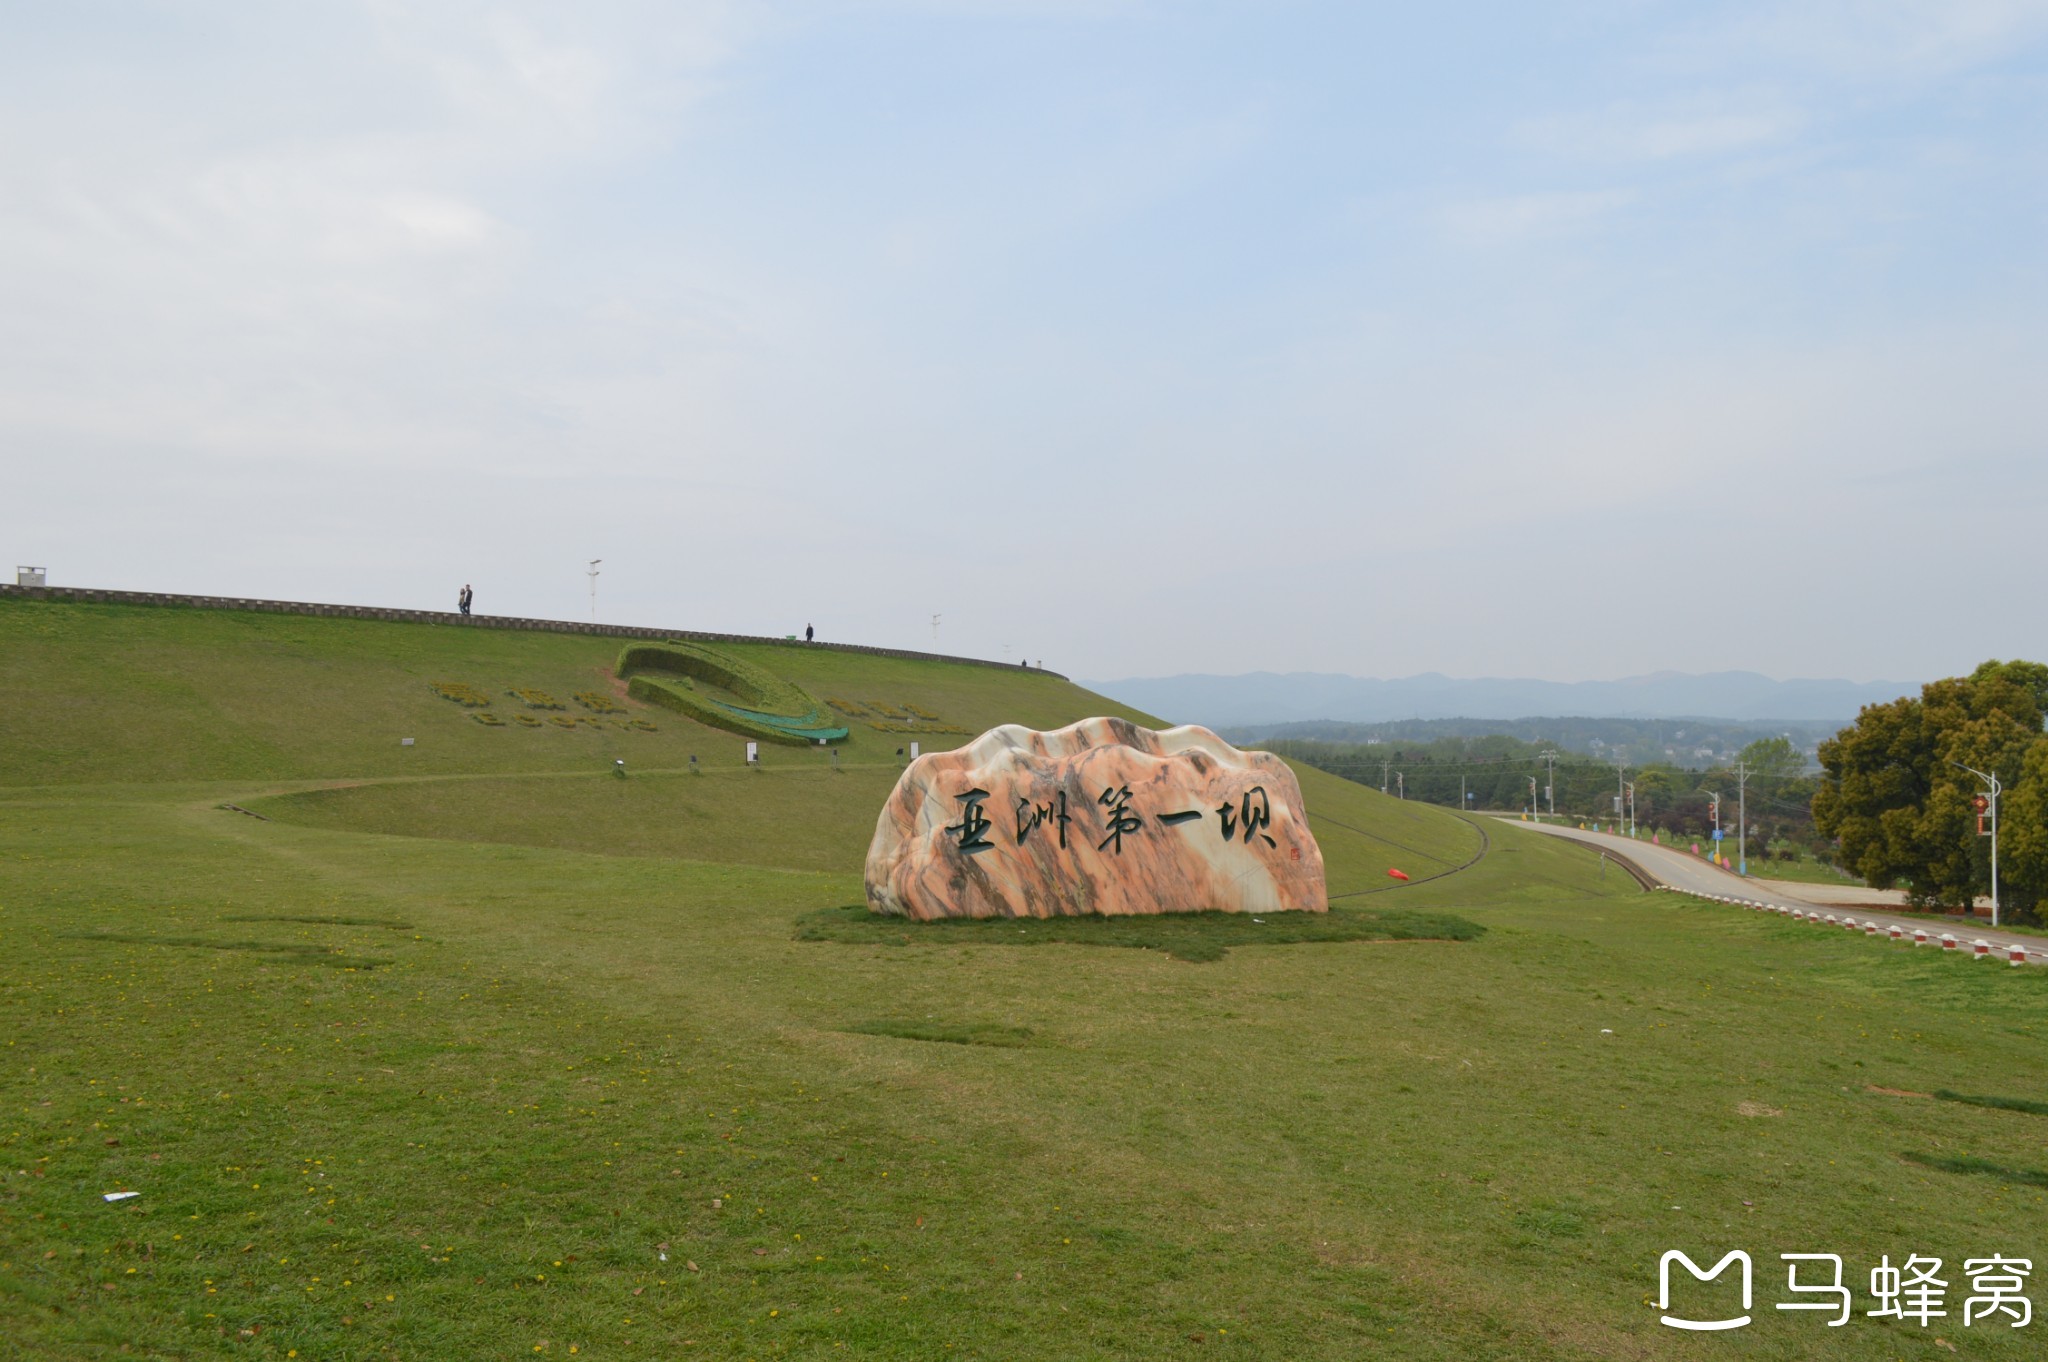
<box><xmin>943</xmin><ymin>788</ymin><xmax>995</xmax><ymax>855</ymax></box>
<box><xmin>1095</xmin><ymin>785</ymin><xmax>1143</xmax><ymax>854</ymax></box>
<box><xmin>1217</xmin><ymin>786</ymin><xmax>1277</xmax><ymax>848</ymax></box>
<box><xmin>865</xmin><ymin>719</ymin><xmax>1327</xmax><ymax>920</ymax></box>
<box><xmin>1013</xmin><ymin>790</ymin><xmax>1070</xmax><ymax>849</ymax></box>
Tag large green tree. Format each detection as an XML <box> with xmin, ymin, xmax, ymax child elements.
<box><xmin>1813</xmin><ymin>660</ymin><xmax>2048</xmax><ymax>916</ymax></box>
<box><xmin>1738</xmin><ymin>735</ymin><xmax>1803</xmax><ymax>779</ymax></box>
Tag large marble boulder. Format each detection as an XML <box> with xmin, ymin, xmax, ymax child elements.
<box><xmin>864</xmin><ymin>717</ymin><xmax>1327</xmax><ymax>920</ymax></box>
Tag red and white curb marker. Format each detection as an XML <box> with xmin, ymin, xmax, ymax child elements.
<box><xmin>1658</xmin><ymin>878</ymin><xmax>2041</xmax><ymax>966</ymax></box>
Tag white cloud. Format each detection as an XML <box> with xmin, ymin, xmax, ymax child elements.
<box><xmin>1697</xmin><ymin>0</ymin><xmax>2048</xmax><ymax>80</ymax></box>
<box><xmin>1518</xmin><ymin>100</ymin><xmax>1804</xmax><ymax>162</ymax></box>
<box><xmin>0</xmin><ymin>1</ymin><xmax>761</xmax><ymax>480</ymax></box>
<box><xmin>1439</xmin><ymin>188</ymin><xmax>1634</xmax><ymax>245</ymax></box>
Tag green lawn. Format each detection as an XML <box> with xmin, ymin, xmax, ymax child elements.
<box><xmin>240</xmin><ymin>764</ymin><xmax>1474</xmax><ymax>899</ymax></box>
<box><xmin>5</xmin><ymin>602</ymin><xmax>2048</xmax><ymax>1358</ymax></box>
<box><xmin>0</xmin><ymin>597</ymin><xmax>1152</xmax><ymax>787</ymax></box>
<box><xmin>1745</xmin><ymin>850</ymin><xmax>1864</xmax><ymax>888</ymax></box>
<box><xmin>10</xmin><ymin>787</ymin><xmax>2048</xmax><ymax>1358</ymax></box>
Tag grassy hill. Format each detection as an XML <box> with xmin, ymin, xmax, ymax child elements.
<box><xmin>0</xmin><ymin>596</ymin><xmax>1479</xmax><ymax>889</ymax></box>
<box><xmin>6</xmin><ymin>597</ymin><xmax>2048</xmax><ymax>1360</ymax></box>
<box><xmin>0</xmin><ymin>598</ymin><xmax>1150</xmax><ymax>784</ymax></box>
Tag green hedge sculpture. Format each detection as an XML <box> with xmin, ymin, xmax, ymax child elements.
<box><xmin>616</xmin><ymin>642</ymin><xmax>849</xmax><ymax>746</ymax></box>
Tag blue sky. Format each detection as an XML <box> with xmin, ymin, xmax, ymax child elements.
<box><xmin>4</xmin><ymin>1</ymin><xmax>2045</xmax><ymax>682</ymax></box>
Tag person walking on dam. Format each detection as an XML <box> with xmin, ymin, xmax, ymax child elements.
<box><xmin>459</xmin><ymin>584</ymin><xmax>472</xmax><ymax>616</ymax></box>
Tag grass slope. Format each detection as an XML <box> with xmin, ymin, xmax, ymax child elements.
<box><xmin>0</xmin><ymin>598</ymin><xmax>1151</xmax><ymax>786</ymax></box>
<box><xmin>245</xmin><ymin>766</ymin><xmax>1472</xmax><ymax>895</ymax></box>
<box><xmin>9</xmin><ymin>600</ymin><xmax>2048</xmax><ymax>1358</ymax></box>
<box><xmin>7</xmin><ymin>794</ymin><xmax>2048</xmax><ymax>1359</ymax></box>
<box><xmin>0</xmin><ymin>596</ymin><xmax>1469</xmax><ymax>893</ymax></box>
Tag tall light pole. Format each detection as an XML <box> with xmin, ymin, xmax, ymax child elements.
<box><xmin>1622</xmin><ymin>780</ymin><xmax>1636</xmax><ymax>838</ymax></box>
<box><xmin>1706</xmin><ymin>791</ymin><xmax>1723</xmax><ymax>863</ymax></box>
<box><xmin>1614</xmin><ymin>756</ymin><xmax>1628</xmax><ymax>833</ymax></box>
<box><xmin>1949</xmin><ymin>760</ymin><xmax>2002</xmax><ymax>927</ymax></box>
<box><xmin>930</xmin><ymin>613</ymin><xmax>942</xmax><ymax>640</ymax></box>
<box><xmin>1734</xmin><ymin>760</ymin><xmax>1751</xmax><ymax>876</ymax></box>
<box><xmin>1528</xmin><ymin>776</ymin><xmax>1538</xmax><ymax>817</ymax></box>
<box><xmin>587</xmin><ymin>559</ymin><xmax>601</xmax><ymax>619</ymax></box>
<box><xmin>1539</xmin><ymin>749</ymin><xmax>1558</xmax><ymax>818</ymax></box>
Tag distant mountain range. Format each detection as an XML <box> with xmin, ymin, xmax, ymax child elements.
<box><xmin>1081</xmin><ymin>670</ymin><xmax>1918</xmax><ymax>727</ymax></box>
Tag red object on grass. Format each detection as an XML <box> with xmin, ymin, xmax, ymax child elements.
<box><xmin>1387</xmin><ymin>868</ymin><xmax>1410</xmax><ymax>881</ymax></box>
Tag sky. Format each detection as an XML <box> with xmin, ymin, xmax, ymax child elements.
<box><xmin>4</xmin><ymin>1</ymin><xmax>2045</xmax><ymax>683</ymax></box>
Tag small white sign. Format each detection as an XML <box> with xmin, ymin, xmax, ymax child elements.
<box><xmin>400</xmin><ymin>737</ymin><xmax>415</xmax><ymax>747</ymax></box>
<box><xmin>746</xmin><ymin>741</ymin><xmax>758</xmax><ymax>764</ymax></box>
<box><xmin>103</xmin><ymin>1191</ymin><xmax>139</xmax><ymax>1202</ymax></box>
<box><xmin>910</xmin><ymin>742</ymin><xmax>920</xmax><ymax>759</ymax></box>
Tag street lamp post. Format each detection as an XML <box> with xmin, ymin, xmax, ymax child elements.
<box><xmin>1734</xmin><ymin>759</ymin><xmax>1751</xmax><ymax>876</ymax></box>
<box><xmin>1949</xmin><ymin>760</ymin><xmax>2002</xmax><ymax>928</ymax></box>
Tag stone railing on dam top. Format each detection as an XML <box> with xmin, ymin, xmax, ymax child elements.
<box><xmin>0</xmin><ymin>583</ymin><xmax>1067</xmax><ymax>680</ymax></box>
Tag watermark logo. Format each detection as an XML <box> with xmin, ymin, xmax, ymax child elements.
<box><xmin>1658</xmin><ymin>1250</ymin><xmax>1751</xmax><ymax>1331</ymax></box>
<box><xmin>1659</xmin><ymin>1252</ymin><xmax>2031</xmax><ymax>1331</ymax></box>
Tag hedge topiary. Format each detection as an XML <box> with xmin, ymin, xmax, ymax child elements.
<box><xmin>616</xmin><ymin>642</ymin><xmax>848</xmax><ymax>746</ymax></box>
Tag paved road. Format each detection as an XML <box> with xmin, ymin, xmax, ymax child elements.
<box><xmin>1500</xmin><ymin>817</ymin><xmax>2047</xmax><ymax>964</ymax></box>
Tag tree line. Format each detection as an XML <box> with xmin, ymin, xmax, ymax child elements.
<box><xmin>1264</xmin><ymin>732</ymin><xmax>1820</xmax><ymax>853</ymax></box>
<box><xmin>1268</xmin><ymin>657</ymin><xmax>2048</xmax><ymax>922</ymax></box>
<box><xmin>1814</xmin><ymin>659</ymin><xmax>2048</xmax><ymax>920</ymax></box>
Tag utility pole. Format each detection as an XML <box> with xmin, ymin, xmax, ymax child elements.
<box><xmin>1540</xmin><ymin>750</ymin><xmax>1558</xmax><ymax>818</ymax></box>
<box><xmin>1460</xmin><ymin>774</ymin><xmax>1466</xmax><ymax>811</ymax></box>
<box><xmin>1949</xmin><ymin>760</ymin><xmax>2003</xmax><ymax>927</ymax></box>
<box><xmin>586</xmin><ymin>559</ymin><xmax>602</xmax><ymax>619</ymax></box>
<box><xmin>1735</xmin><ymin>760</ymin><xmax>1750</xmax><ymax>876</ymax></box>
<box><xmin>1381</xmin><ymin>759</ymin><xmax>1390</xmax><ymax>795</ymax></box>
